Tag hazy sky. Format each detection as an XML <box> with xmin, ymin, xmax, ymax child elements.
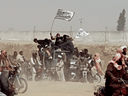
<box><xmin>0</xmin><ymin>0</ymin><xmax>128</xmax><ymax>31</ymax></box>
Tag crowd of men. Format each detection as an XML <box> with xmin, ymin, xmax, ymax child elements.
<box><xmin>0</xmin><ymin>33</ymin><xmax>105</xmax><ymax>96</ymax></box>
<box><xmin>1</xmin><ymin>32</ymin><xmax>128</xmax><ymax>96</ymax></box>
<box><xmin>0</xmin><ymin>50</ymin><xmax>35</xmax><ymax>96</ymax></box>
<box><xmin>0</xmin><ymin>33</ymin><xmax>76</xmax><ymax>96</ymax></box>
<box><xmin>33</xmin><ymin>33</ymin><xmax>75</xmax><ymax>81</ymax></box>
<box><xmin>33</xmin><ymin>33</ymin><xmax>104</xmax><ymax>82</ymax></box>
<box><xmin>33</xmin><ymin>33</ymin><xmax>128</xmax><ymax>96</ymax></box>
<box><xmin>0</xmin><ymin>50</ymin><xmax>21</xmax><ymax>96</ymax></box>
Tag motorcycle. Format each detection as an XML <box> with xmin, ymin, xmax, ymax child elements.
<box><xmin>70</xmin><ymin>56</ymin><xmax>79</xmax><ymax>82</ymax></box>
<box><xmin>78</xmin><ymin>58</ymin><xmax>101</xmax><ymax>83</ymax></box>
<box><xmin>16</xmin><ymin>61</ymin><xmax>32</xmax><ymax>81</ymax></box>
<box><xmin>94</xmin><ymin>78</ymin><xmax>128</xmax><ymax>96</ymax></box>
<box><xmin>87</xmin><ymin>59</ymin><xmax>101</xmax><ymax>83</ymax></box>
<box><xmin>34</xmin><ymin>67</ymin><xmax>43</xmax><ymax>81</ymax></box>
<box><xmin>8</xmin><ymin>64</ymin><xmax>28</xmax><ymax>95</ymax></box>
<box><xmin>23</xmin><ymin>61</ymin><xmax>33</xmax><ymax>80</ymax></box>
<box><xmin>42</xmin><ymin>66</ymin><xmax>58</xmax><ymax>81</ymax></box>
<box><xmin>79</xmin><ymin>64</ymin><xmax>88</xmax><ymax>83</ymax></box>
<box><xmin>40</xmin><ymin>47</ymin><xmax>69</xmax><ymax>81</ymax></box>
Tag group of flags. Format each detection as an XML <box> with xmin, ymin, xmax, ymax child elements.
<box><xmin>54</xmin><ymin>9</ymin><xmax>89</xmax><ymax>39</ymax></box>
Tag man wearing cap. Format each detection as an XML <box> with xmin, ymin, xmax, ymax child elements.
<box><xmin>56</xmin><ymin>55</ymin><xmax>65</xmax><ymax>81</ymax></box>
<box><xmin>120</xmin><ymin>46</ymin><xmax>127</xmax><ymax>55</ymax></box>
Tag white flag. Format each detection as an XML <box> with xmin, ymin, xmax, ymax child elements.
<box><xmin>55</xmin><ymin>9</ymin><xmax>75</xmax><ymax>21</ymax></box>
<box><xmin>75</xmin><ymin>28</ymin><xmax>89</xmax><ymax>38</ymax></box>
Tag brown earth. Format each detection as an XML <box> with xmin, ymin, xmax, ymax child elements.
<box><xmin>0</xmin><ymin>40</ymin><xmax>127</xmax><ymax>96</ymax></box>
<box><xmin>18</xmin><ymin>81</ymin><xmax>98</xmax><ymax>96</ymax></box>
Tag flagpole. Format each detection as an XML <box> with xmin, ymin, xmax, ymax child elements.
<box><xmin>72</xmin><ymin>36</ymin><xmax>76</xmax><ymax>41</ymax></box>
<box><xmin>50</xmin><ymin>18</ymin><xmax>56</xmax><ymax>34</ymax></box>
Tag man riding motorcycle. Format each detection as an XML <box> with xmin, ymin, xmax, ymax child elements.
<box><xmin>91</xmin><ymin>53</ymin><xmax>104</xmax><ymax>77</ymax></box>
<box><xmin>16</xmin><ymin>51</ymin><xmax>31</xmax><ymax>79</ymax></box>
<box><xmin>8</xmin><ymin>51</ymin><xmax>18</xmax><ymax>67</ymax></box>
<box><xmin>105</xmin><ymin>48</ymin><xmax>128</xmax><ymax>96</ymax></box>
<box><xmin>0</xmin><ymin>54</ymin><xmax>14</xmax><ymax>96</ymax></box>
<box><xmin>30</xmin><ymin>52</ymin><xmax>43</xmax><ymax>81</ymax></box>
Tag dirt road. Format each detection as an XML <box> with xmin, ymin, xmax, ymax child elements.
<box><xmin>17</xmin><ymin>81</ymin><xmax>98</xmax><ymax>96</ymax></box>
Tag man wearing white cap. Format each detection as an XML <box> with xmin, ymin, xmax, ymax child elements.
<box><xmin>56</xmin><ymin>55</ymin><xmax>65</xmax><ymax>81</ymax></box>
<box><xmin>120</xmin><ymin>46</ymin><xmax>127</xmax><ymax>55</ymax></box>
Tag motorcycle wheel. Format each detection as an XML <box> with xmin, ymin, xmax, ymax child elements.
<box><xmin>83</xmin><ymin>71</ymin><xmax>87</xmax><ymax>83</ymax></box>
<box><xmin>87</xmin><ymin>72</ymin><xmax>93</xmax><ymax>83</ymax></box>
<box><xmin>14</xmin><ymin>78</ymin><xmax>28</xmax><ymax>93</ymax></box>
<box><xmin>93</xmin><ymin>73</ymin><xmax>101</xmax><ymax>83</ymax></box>
<box><xmin>83</xmin><ymin>75</ymin><xmax>87</xmax><ymax>83</ymax></box>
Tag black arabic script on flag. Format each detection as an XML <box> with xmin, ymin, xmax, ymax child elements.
<box><xmin>55</xmin><ymin>9</ymin><xmax>75</xmax><ymax>21</ymax></box>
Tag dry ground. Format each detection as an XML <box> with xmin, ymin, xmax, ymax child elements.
<box><xmin>17</xmin><ymin>81</ymin><xmax>99</xmax><ymax>96</ymax></box>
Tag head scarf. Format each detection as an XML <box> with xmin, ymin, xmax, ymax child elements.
<box><xmin>94</xmin><ymin>53</ymin><xmax>103</xmax><ymax>75</ymax></box>
<box><xmin>109</xmin><ymin>48</ymin><xmax>123</xmax><ymax>70</ymax></box>
<box><xmin>94</xmin><ymin>53</ymin><xmax>100</xmax><ymax>60</ymax></box>
<box><xmin>120</xmin><ymin>46</ymin><xmax>127</xmax><ymax>50</ymax></box>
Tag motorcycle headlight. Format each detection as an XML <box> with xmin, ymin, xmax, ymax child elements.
<box><xmin>41</xmin><ymin>47</ymin><xmax>44</xmax><ymax>52</ymax></box>
<box><xmin>84</xmin><ymin>68</ymin><xmax>87</xmax><ymax>70</ymax></box>
<box><xmin>17</xmin><ymin>69</ymin><xmax>21</xmax><ymax>73</ymax></box>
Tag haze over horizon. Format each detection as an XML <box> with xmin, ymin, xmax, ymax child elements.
<box><xmin>0</xmin><ymin>0</ymin><xmax>128</xmax><ymax>32</ymax></box>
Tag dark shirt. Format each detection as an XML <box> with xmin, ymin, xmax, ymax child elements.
<box><xmin>0</xmin><ymin>71</ymin><xmax>9</xmax><ymax>95</ymax></box>
<box><xmin>37</xmin><ymin>39</ymin><xmax>51</xmax><ymax>48</ymax></box>
<box><xmin>59</xmin><ymin>39</ymin><xmax>74</xmax><ymax>59</ymax></box>
<box><xmin>83</xmin><ymin>54</ymin><xmax>92</xmax><ymax>60</ymax></box>
<box><xmin>105</xmin><ymin>62</ymin><xmax>126</xmax><ymax>95</ymax></box>
<box><xmin>59</xmin><ymin>39</ymin><xmax>74</xmax><ymax>53</ymax></box>
<box><xmin>38</xmin><ymin>51</ymin><xmax>44</xmax><ymax>61</ymax></box>
<box><xmin>125</xmin><ymin>60</ymin><xmax>128</xmax><ymax>66</ymax></box>
<box><xmin>73</xmin><ymin>51</ymin><xmax>80</xmax><ymax>58</ymax></box>
<box><xmin>55</xmin><ymin>37</ymin><xmax>63</xmax><ymax>46</ymax></box>
<box><xmin>105</xmin><ymin>63</ymin><xmax>126</xmax><ymax>79</ymax></box>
